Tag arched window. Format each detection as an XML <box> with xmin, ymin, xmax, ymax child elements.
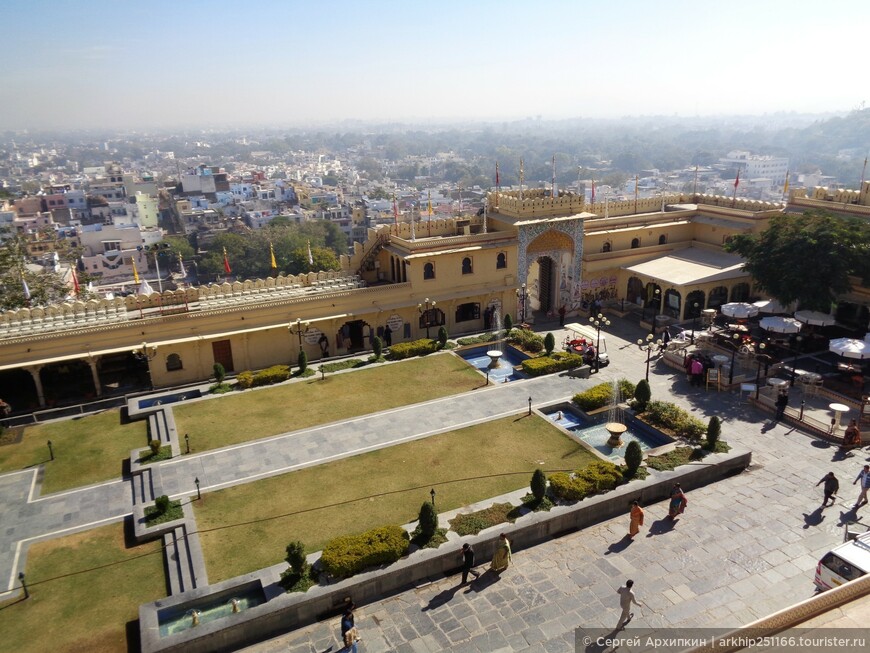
<box><xmin>631</xmin><ymin>238</ymin><xmax>640</xmax><ymax>249</ymax></box>
<box><xmin>423</xmin><ymin>262</ymin><xmax>435</xmax><ymax>280</ymax></box>
<box><xmin>658</xmin><ymin>234</ymin><xmax>667</xmax><ymax>245</ymax></box>
<box><xmin>166</xmin><ymin>353</ymin><xmax>183</xmax><ymax>371</ymax></box>
<box><xmin>462</xmin><ymin>257</ymin><xmax>473</xmax><ymax>274</ymax></box>
<box><xmin>496</xmin><ymin>252</ymin><xmax>507</xmax><ymax>269</ymax></box>
<box><xmin>602</xmin><ymin>242</ymin><xmax>612</xmax><ymax>253</ymax></box>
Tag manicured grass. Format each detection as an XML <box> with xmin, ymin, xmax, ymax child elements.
<box><xmin>0</xmin><ymin>410</ymin><xmax>146</xmax><ymax>494</ymax></box>
<box><xmin>175</xmin><ymin>353</ymin><xmax>483</xmax><ymax>453</ymax></box>
<box><xmin>0</xmin><ymin>522</ymin><xmax>165</xmax><ymax>653</ymax></box>
<box><xmin>194</xmin><ymin>413</ymin><xmax>598</xmax><ymax>582</ymax></box>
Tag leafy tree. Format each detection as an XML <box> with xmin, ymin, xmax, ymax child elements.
<box><xmin>624</xmin><ymin>441</ymin><xmax>643</xmax><ymax>475</ymax></box>
<box><xmin>297</xmin><ymin>350</ymin><xmax>308</xmax><ymax>373</ymax></box>
<box><xmin>725</xmin><ymin>211</ymin><xmax>870</xmax><ymax>311</ymax></box>
<box><xmin>372</xmin><ymin>335</ymin><xmax>383</xmax><ymax>359</ymax></box>
<box><xmin>284</xmin><ymin>541</ymin><xmax>308</xmax><ymax>576</ymax></box>
<box><xmin>544</xmin><ymin>332</ymin><xmax>555</xmax><ymax>356</ymax></box>
<box><xmin>531</xmin><ymin>469</ymin><xmax>547</xmax><ymax>501</ymax></box>
<box><xmin>213</xmin><ymin>363</ymin><xmax>225</xmax><ymax>384</ymax></box>
<box><xmin>706</xmin><ymin>416</ymin><xmax>721</xmax><ymax>449</ymax></box>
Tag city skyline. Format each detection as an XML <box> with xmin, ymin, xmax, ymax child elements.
<box><xmin>2</xmin><ymin>0</ymin><xmax>869</xmax><ymax>131</ymax></box>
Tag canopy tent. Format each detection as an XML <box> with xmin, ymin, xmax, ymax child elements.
<box><xmin>794</xmin><ymin>310</ymin><xmax>836</xmax><ymax>326</ymax></box>
<box><xmin>759</xmin><ymin>316</ymin><xmax>803</xmax><ymax>334</ymax></box>
<box><xmin>753</xmin><ymin>299</ymin><xmax>795</xmax><ymax>315</ymax></box>
<box><xmin>829</xmin><ymin>338</ymin><xmax>870</xmax><ymax>360</ymax></box>
<box><xmin>721</xmin><ymin>302</ymin><xmax>759</xmax><ymax>319</ymax></box>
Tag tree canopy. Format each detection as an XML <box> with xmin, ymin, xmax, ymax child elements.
<box><xmin>724</xmin><ymin>210</ymin><xmax>870</xmax><ymax>312</ymax></box>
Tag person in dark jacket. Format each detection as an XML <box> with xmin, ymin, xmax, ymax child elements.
<box><xmin>816</xmin><ymin>472</ymin><xmax>839</xmax><ymax>507</ymax></box>
<box><xmin>460</xmin><ymin>543</ymin><xmax>480</xmax><ymax>584</ymax></box>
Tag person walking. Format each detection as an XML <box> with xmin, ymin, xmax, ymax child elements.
<box><xmin>667</xmin><ymin>483</ymin><xmax>688</xmax><ymax>520</ymax></box>
<box><xmin>558</xmin><ymin>304</ymin><xmax>566</xmax><ymax>326</ymax></box>
<box><xmin>490</xmin><ymin>533</ymin><xmax>511</xmax><ymax>574</ymax></box>
<box><xmin>774</xmin><ymin>391</ymin><xmax>788</xmax><ymax>421</ymax></box>
<box><xmin>340</xmin><ymin>603</ymin><xmax>359</xmax><ymax>653</ymax></box>
<box><xmin>628</xmin><ymin>500</ymin><xmax>644</xmax><ymax>538</ymax></box>
<box><xmin>853</xmin><ymin>465</ymin><xmax>870</xmax><ymax>509</ymax></box>
<box><xmin>690</xmin><ymin>357</ymin><xmax>704</xmax><ymax>387</ymax></box>
<box><xmin>816</xmin><ymin>472</ymin><xmax>839</xmax><ymax>507</ymax></box>
<box><xmin>460</xmin><ymin>543</ymin><xmax>480</xmax><ymax>584</ymax></box>
<box><xmin>615</xmin><ymin>579</ymin><xmax>641</xmax><ymax>630</ymax></box>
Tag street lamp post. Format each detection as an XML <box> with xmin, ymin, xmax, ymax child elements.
<box><xmin>637</xmin><ymin>333</ymin><xmax>663</xmax><ymax>381</ymax></box>
<box><xmin>47</xmin><ymin>440</ymin><xmax>54</xmax><ymax>461</ymax></box>
<box><xmin>194</xmin><ymin>476</ymin><xmax>201</xmax><ymax>500</ymax></box>
<box><xmin>589</xmin><ymin>313</ymin><xmax>611</xmax><ymax>373</ymax></box>
<box><xmin>691</xmin><ymin>302</ymin><xmax>700</xmax><ymax>344</ymax></box>
<box><xmin>754</xmin><ymin>344</ymin><xmax>774</xmax><ymax>400</ymax></box>
<box><xmin>289</xmin><ymin>318</ymin><xmax>309</xmax><ymax>353</ymax></box>
<box><xmin>418</xmin><ymin>298</ymin><xmax>436</xmax><ymax>339</ymax></box>
<box><xmin>790</xmin><ymin>335</ymin><xmax>804</xmax><ymax>387</ymax></box>
<box><xmin>643</xmin><ymin>288</ymin><xmax>661</xmax><ymax>331</ymax></box>
<box><xmin>185</xmin><ymin>433</ymin><xmax>190</xmax><ymax>454</ymax></box>
<box><xmin>725</xmin><ymin>332</ymin><xmax>741</xmax><ymax>385</ymax></box>
<box><xmin>515</xmin><ymin>284</ymin><xmax>527</xmax><ymax>324</ymax></box>
<box><xmin>18</xmin><ymin>572</ymin><xmax>29</xmax><ymax>600</ymax></box>
<box><xmin>430</xmin><ymin>488</ymin><xmax>436</xmax><ymax>506</ymax></box>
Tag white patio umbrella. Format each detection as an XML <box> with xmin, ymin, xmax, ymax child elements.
<box><xmin>753</xmin><ymin>299</ymin><xmax>795</xmax><ymax>314</ymax></box>
<box><xmin>829</xmin><ymin>337</ymin><xmax>870</xmax><ymax>360</ymax></box>
<box><xmin>759</xmin><ymin>316</ymin><xmax>803</xmax><ymax>334</ymax></box>
<box><xmin>794</xmin><ymin>310</ymin><xmax>836</xmax><ymax>326</ymax></box>
<box><xmin>721</xmin><ymin>302</ymin><xmax>759</xmax><ymax>319</ymax></box>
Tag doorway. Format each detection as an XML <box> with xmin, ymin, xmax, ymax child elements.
<box><xmin>212</xmin><ymin>339</ymin><xmax>234</xmax><ymax>372</ymax></box>
<box><xmin>538</xmin><ymin>257</ymin><xmax>554</xmax><ymax>313</ymax></box>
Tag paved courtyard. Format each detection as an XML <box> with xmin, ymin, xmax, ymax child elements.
<box><xmin>1</xmin><ymin>314</ymin><xmax>868</xmax><ymax>652</ymax></box>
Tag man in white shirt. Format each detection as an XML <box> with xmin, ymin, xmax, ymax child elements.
<box><xmin>616</xmin><ymin>579</ymin><xmax>641</xmax><ymax>630</ymax></box>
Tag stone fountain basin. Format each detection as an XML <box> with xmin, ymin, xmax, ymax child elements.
<box><xmin>605</xmin><ymin>422</ymin><xmax>627</xmax><ymax>436</ymax></box>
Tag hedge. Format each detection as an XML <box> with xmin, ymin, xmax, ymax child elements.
<box><xmin>387</xmin><ymin>339</ymin><xmax>438</xmax><ymax>360</ymax></box>
<box><xmin>320</xmin><ymin>524</ymin><xmax>410</xmax><ymax>578</ymax></box>
<box><xmin>572</xmin><ymin>379</ymin><xmax>636</xmax><ymax>411</ymax></box>
<box><xmin>236</xmin><ymin>365</ymin><xmax>292</xmax><ymax>389</ymax></box>
<box><xmin>548</xmin><ymin>460</ymin><xmax>623</xmax><ymax>501</ymax></box>
<box><xmin>508</xmin><ymin>328</ymin><xmax>544</xmax><ymax>353</ymax></box>
<box><xmin>642</xmin><ymin>400</ymin><xmax>707</xmax><ymax>440</ymax></box>
<box><xmin>521</xmin><ymin>352</ymin><xmax>584</xmax><ymax>377</ymax></box>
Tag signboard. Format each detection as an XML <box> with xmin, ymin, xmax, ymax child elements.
<box><xmin>387</xmin><ymin>314</ymin><xmax>404</xmax><ymax>332</ymax></box>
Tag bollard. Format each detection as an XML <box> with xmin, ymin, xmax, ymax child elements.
<box><xmin>799</xmin><ymin>400</ymin><xmax>805</xmax><ymax>421</ymax></box>
<box><xmin>47</xmin><ymin>440</ymin><xmax>54</xmax><ymax>461</ymax></box>
<box><xmin>528</xmin><ymin>397</ymin><xmax>532</xmax><ymax>416</ymax></box>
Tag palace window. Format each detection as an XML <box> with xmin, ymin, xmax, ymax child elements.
<box><xmin>455</xmin><ymin>302</ymin><xmax>481</xmax><ymax>322</ymax></box>
<box><xmin>166</xmin><ymin>353</ymin><xmax>183</xmax><ymax>371</ymax></box>
<box><xmin>462</xmin><ymin>257</ymin><xmax>473</xmax><ymax>274</ymax></box>
<box><xmin>496</xmin><ymin>252</ymin><xmax>507</xmax><ymax>269</ymax></box>
<box><xmin>424</xmin><ymin>262</ymin><xmax>435</xmax><ymax>280</ymax></box>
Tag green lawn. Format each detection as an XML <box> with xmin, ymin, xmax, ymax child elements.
<box><xmin>194</xmin><ymin>413</ymin><xmax>597</xmax><ymax>583</ymax></box>
<box><xmin>0</xmin><ymin>522</ymin><xmax>165</xmax><ymax>653</ymax></box>
<box><xmin>0</xmin><ymin>411</ymin><xmax>146</xmax><ymax>494</ymax></box>
<box><xmin>174</xmin><ymin>353</ymin><xmax>483</xmax><ymax>452</ymax></box>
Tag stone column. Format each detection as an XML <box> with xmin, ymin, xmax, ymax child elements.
<box><xmin>26</xmin><ymin>365</ymin><xmax>46</xmax><ymax>408</ymax></box>
<box><xmin>87</xmin><ymin>357</ymin><xmax>103</xmax><ymax>397</ymax></box>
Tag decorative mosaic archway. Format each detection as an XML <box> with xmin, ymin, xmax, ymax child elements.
<box><xmin>517</xmin><ymin>219</ymin><xmax>584</xmax><ymax>310</ymax></box>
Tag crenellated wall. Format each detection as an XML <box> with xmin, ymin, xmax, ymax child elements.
<box><xmin>490</xmin><ymin>189</ymin><xmax>586</xmax><ymax>218</ymax></box>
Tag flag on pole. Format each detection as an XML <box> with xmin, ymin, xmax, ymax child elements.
<box><xmin>223</xmin><ymin>247</ymin><xmax>232</xmax><ymax>275</ymax></box>
<box><xmin>71</xmin><ymin>267</ymin><xmax>80</xmax><ymax>296</ymax></box>
<box><xmin>591</xmin><ymin>177</ymin><xmax>595</xmax><ymax>204</ymax></box>
<box><xmin>270</xmin><ymin>241</ymin><xmax>277</xmax><ymax>270</ymax></box>
<box><xmin>861</xmin><ymin>157</ymin><xmax>868</xmax><ymax>188</ymax></box>
<box><xmin>307</xmin><ymin>240</ymin><xmax>314</xmax><ymax>266</ymax></box>
<box><xmin>783</xmin><ymin>170</ymin><xmax>790</xmax><ymax>195</ymax></box>
<box><xmin>519</xmin><ymin>158</ymin><xmax>524</xmax><ymax>200</ymax></box>
<box><xmin>427</xmin><ymin>189</ymin><xmax>433</xmax><ymax>216</ymax></box>
<box><xmin>495</xmin><ymin>162</ymin><xmax>500</xmax><ymax>186</ymax></box>
<box><xmin>551</xmin><ymin>155</ymin><xmax>557</xmax><ymax>198</ymax></box>
<box><xmin>132</xmin><ymin>258</ymin><xmax>140</xmax><ymax>284</ymax></box>
<box><xmin>21</xmin><ymin>271</ymin><xmax>30</xmax><ymax>301</ymax></box>
<box><xmin>734</xmin><ymin>168</ymin><xmax>740</xmax><ymax>189</ymax></box>
<box><xmin>178</xmin><ymin>253</ymin><xmax>186</xmax><ymax>278</ymax></box>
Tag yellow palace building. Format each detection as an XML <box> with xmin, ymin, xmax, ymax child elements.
<box><xmin>2</xmin><ymin>184</ymin><xmax>869</xmax><ymax>412</ymax></box>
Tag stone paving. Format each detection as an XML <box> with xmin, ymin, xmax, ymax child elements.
<box><xmin>1</xmin><ymin>313</ymin><xmax>868</xmax><ymax>651</ymax></box>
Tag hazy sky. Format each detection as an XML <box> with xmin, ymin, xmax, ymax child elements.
<box><xmin>2</xmin><ymin>0</ymin><xmax>868</xmax><ymax>131</ymax></box>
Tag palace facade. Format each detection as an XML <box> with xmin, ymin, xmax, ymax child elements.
<box><xmin>2</xmin><ymin>183</ymin><xmax>869</xmax><ymax>412</ymax></box>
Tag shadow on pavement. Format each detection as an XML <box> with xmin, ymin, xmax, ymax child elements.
<box><xmin>605</xmin><ymin>534</ymin><xmax>634</xmax><ymax>555</ymax></box>
<box><xmin>802</xmin><ymin>506</ymin><xmax>825</xmax><ymax>529</ymax></box>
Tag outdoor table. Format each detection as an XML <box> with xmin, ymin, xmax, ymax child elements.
<box><xmin>711</xmin><ymin>355</ymin><xmax>729</xmax><ymax>368</ymax></box>
<box><xmin>830</xmin><ymin>402</ymin><xmax>850</xmax><ymax>432</ymax></box>
<box><xmin>768</xmin><ymin>378</ymin><xmax>788</xmax><ymax>389</ymax></box>
<box><xmin>727</xmin><ymin>323</ymin><xmax>749</xmax><ymax>333</ymax></box>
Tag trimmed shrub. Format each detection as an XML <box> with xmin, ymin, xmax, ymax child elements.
<box><xmin>387</xmin><ymin>339</ymin><xmax>438</xmax><ymax>360</ymax></box>
<box><xmin>634</xmin><ymin>379</ymin><xmax>652</xmax><ymax>412</ymax></box>
<box><xmin>644</xmin><ymin>400</ymin><xmax>707</xmax><ymax>440</ymax></box>
<box><xmin>372</xmin><ymin>335</ymin><xmax>383</xmax><ymax>359</ymax></box>
<box><xmin>320</xmin><ymin>525</ymin><xmax>409</xmax><ymax>579</ymax></box>
<box><xmin>531</xmin><ymin>469</ymin><xmax>547</xmax><ymax>501</ymax></box>
<box><xmin>154</xmin><ymin>494</ymin><xmax>170</xmax><ymax>515</ymax></box>
<box><xmin>213</xmin><ymin>363</ymin><xmax>225</xmax><ymax>384</ymax></box>
<box><xmin>706</xmin><ymin>416</ymin><xmax>721</xmax><ymax>448</ymax></box>
<box><xmin>236</xmin><ymin>371</ymin><xmax>255</xmax><ymax>389</ymax></box>
<box><xmin>437</xmin><ymin>326</ymin><xmax>448</xmax><ymax>348</ymax></box>
<box><xmin>297</xmin><ymin>350</ymin><xmax>308</xmax><ymax>373</ymax></box>
<box><xmin>508</xmin><ymin>327</ymin><xmax>544</xmax><ymax>353</ymax></box>
<box><xmin>624</xmin><ymin>440</ymin><xmax>643</xmax><ymax>475</ymax></box>
<box><xmin>503</xmin><ymin>314</ymin><xmax>513</xmax><ymax>333</ymax></box>
<box><xmin>573</xmin><ymin>379</ymin><xmax>636</xmax><ymax>411</ymax></box>
<box><xmin>149</xmin><ymin>439</ymin><xmax>161</xmax><ymax>456</ymax></box>
<box><xmin>522</xmin><ymin>352</ymin><xmax>584</xmax><ymax>377</ymax></box>
<box><xmin>417</xmin><ymin>501</ymin><xmax>438</xmax><ymax>540</ymax></box>
<box><xmin>543</xmin><ymin>332</ymin><xmax>555</xmax><ymax>356</ymax></box>
<box><xmin>284</xmin><ymin>540</ymin><xmax>308</xmax><ymax>576</ymax></box>
<box><xmin>549</xmin><ymin>461</ymin><xmax>622</xmax><ymax>501</ymax></box>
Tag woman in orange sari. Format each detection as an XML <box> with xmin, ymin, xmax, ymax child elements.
<box><xmin>629</xmin><ymin>500</ymin><xmax>644</xmax><ymax>538</ymax></box>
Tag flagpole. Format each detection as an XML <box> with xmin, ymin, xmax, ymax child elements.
<box><xmin>552</xmin><ymin>155</ymin><xmax>556</xmax><ymax>198</ymax></box>
<box><xmin>483</xmin><ymin>196</ymin><xmax>488</xmax><ymax>234</ymax></box>
<box><xmin>519</xmin><ymin>158</ymin><xmax>524</xmax><ymax>201</ymax></box>
<box><xmin>495</xmin><ymin>162</ymin><xmax>500</xmax><ymax>209</ymax></box>
<box><xmin>427</xmin><ymin>189</ymin><xmax>432</xmax><ymax>237</ymax></box>
<box><xmin>732</xmin><ymin>167</ymin><xmax>740</xmax><ymax>208</ymax></box>
<box><xmin>634</xmin><ymin>175</ymin><xmax>638</xmax><ymax>214</ymax></box>
<box><xmin>693</xmin><ymin>165</ymin><xmax>699</xmax><ymax>195</ymax></box>
<box><xmin>781</xmin><ymin>170</ymin><xmax>790</xmax><ymax>204</ymax></box>
<box><xmin>410</xmin><ymin>205</ymin><xmax>416</xmax><ymax>241</ymax></box>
